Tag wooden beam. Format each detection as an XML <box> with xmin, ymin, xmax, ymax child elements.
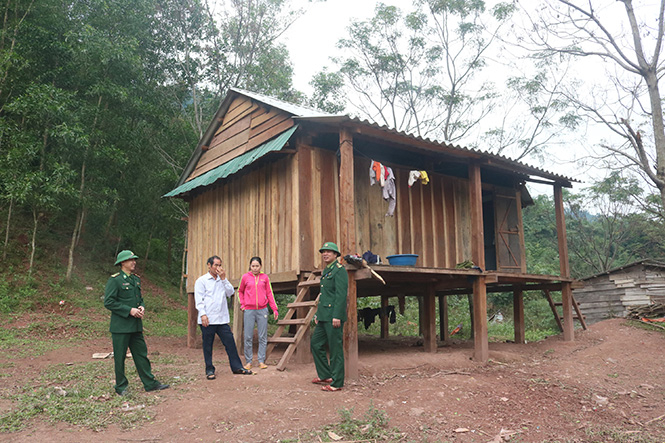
<box><xmin>423</xmin><ymin>286</ymin><xmax>437</xmax><ymax>352</ymax></box>
<box><xmin>513</xmin><ymin>285</ymin><xmax>525</xmax><ymax>344</ymax></box>
<box><xmin>469</xmin><ymin>163</ymin><xmax>485</xmax><ymax>270</ymax></box>
<box><xmin>380</xmin><ymin>295</ymin><xmax>389</xmax><ymax>339</ymax></box>
<box><xmin>344</xmin><ymin>270</ymin><xmax>359</xmax><ymax>379</ymax></box>
<box><xmin>187</xmin><ymin>292</ymin><xmax>199</xmax><ymax>348</ymax></box>
<box><xmin>298</xmin><ymin>146</ymin><xmax>315</xmax><ymax>270</ymax></box>
<box><xmin>439</xmin><ymin>294</ymin><xmax>450</xmax><ymax>344</ymax></box>
<box><xmin>232</xmin><ymin>290</ymin><xmax>244</xmax><ymax>354</ymax></box>
<box><xmin>472</xmin><ymin>276</ymin><xmax>489</xmax><ymax>362</ymax></box>
<box><xmin>339</xmin><ymin>128</ymin><xmax>356</xmax><ymax>255</ymax></box>
<box><xmin>555</xmin><ymin>185</ymin><xmax>574</xmax><ymax>341</ymax></box>
<box><xmin>469</xmin><ymin>163</ymin><xmax>488</xmax><ymax>361</ymax></box>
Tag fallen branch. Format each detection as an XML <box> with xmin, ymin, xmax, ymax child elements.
<box><xmin>640</xmin><ymin>320</ymin><xmax>665</xmax><ymax>330</ymax></box>
<box><xmin>646</xmin><ymin>414</ymin><xmax>665</xmax><ymax>424</ymax></box>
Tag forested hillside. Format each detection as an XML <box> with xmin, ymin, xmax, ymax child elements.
<box><xmin>0</xmin><ymin>0</ymin><xmax>302</xmax><ymax>283</ymax></box>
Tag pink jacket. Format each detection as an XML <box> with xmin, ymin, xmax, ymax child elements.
<box><xmin>238</xmin><ymin>272</ymin><xmax>278</xmax><ymax>313</ymax></box>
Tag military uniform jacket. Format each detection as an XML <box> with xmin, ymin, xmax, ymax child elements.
<box><xmin>318</xmin><ymin>261</ymin><xmax>348</xmax><ymax>322</ymax></box>
<box><xmin>104</xmin><ymin>271</ymin><xmax>144</xmax><ymax>333</ymax></box>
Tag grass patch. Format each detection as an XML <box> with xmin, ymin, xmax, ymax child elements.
<box><xmin>584</xmin><ymin>424</ymin><xmax>662</xmax><ymax>442</ymax></box>
<box><xmin>316</xmin><ymin>403</ymin><xmax>401</xmax><ymax>442</ymax></box>
<box><xmin>145</xmin><ymin>307</ymin><xmax>188</xmax><ymax>337</ymax></box>
<box><xmin>1</xmin><ymin>361</ymin><xmax>151</xmax><ymax>432</ymax></box>
<box><xmin>352</xmin><ymin>292</ymin><xmax>560</xmax><ymax>342</ymax></box>
<box><xmin>0</xmin><ymin>311</ymin><xmax>108</xmax><ymax>359</ymax></box>
<box><xmin>0</xmin><ymin>355</ymin><xmax>187</xmax><ymax>433</ymax></box>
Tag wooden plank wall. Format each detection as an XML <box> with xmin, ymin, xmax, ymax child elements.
<box><xmin>574</xmin><ymin>265</ymin><xmax>665</xmax><ymax>323</ymax></box>
<box><xmin>188</xmin><ymin>96</ymin><xmax>294</xmax><ymax>181</ymax></box>
<box><xmin>353</xmin><ymin>159</ymin><xmax>472</xmax><ymax>268</ymax></box>
<box><xmin>298</xmin><ymin>147</ymin><xmax>341</xmax><ymax>270</ymax></box>
<box><xmin>186</xmin><ymin>156</ymin><xmax>297</xmax><ymax>292</ymax></box>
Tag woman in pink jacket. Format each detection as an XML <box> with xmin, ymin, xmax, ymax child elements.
<box><xmin>238</xmin><ymin>256</ymin><xmax>278</xmax><ymax>369</ymax></box>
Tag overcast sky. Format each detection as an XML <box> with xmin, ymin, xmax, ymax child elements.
<box><xmin>281</xmin><ymin>0</ymin><xmax>402</xmax><ymax>94</ymax></box>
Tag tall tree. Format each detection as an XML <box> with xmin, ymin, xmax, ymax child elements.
<box><xmin>315</xmin><ymin>1</ymin><xmax>516</xmax><ymax>143</ymax></box>
<box><xmin>520</xmin><ymin>0</ymin><xmax>665</xmax><ymax>216</ymax></box>
<box><xmin>566</xmin><ymin>172</ymin><xmax>643</xmax><ymax>276</ymax></box>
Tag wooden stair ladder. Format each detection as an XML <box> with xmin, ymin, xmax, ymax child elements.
<box><xmin>543</xmin><ymin>289</ymin><xmax>588</xmax><ymax>331</ymax></box>
<box><xmin>266</xmin><ymin>272</ymin><xmax>321</xmax><ymax>371</ymax></box>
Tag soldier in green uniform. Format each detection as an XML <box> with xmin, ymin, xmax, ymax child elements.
<box><xmin>104</xmin><ymin>250</ymin><xmax>169</xmax><ymax>396</ymax></box>
<box><xmin>310</xmin><ymin>242</ymin><xmax>348</xmax><ymax>392</ymax></box>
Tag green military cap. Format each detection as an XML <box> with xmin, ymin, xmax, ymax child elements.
<box><xmin>319</xmin><ymin>241</ymin><xmax>341</xmax><ymax>256</ymax></box>
<box><xmin>114</xmin><ymin>250</ymin><xmax>139</xmax><ymax>265</ymax></box>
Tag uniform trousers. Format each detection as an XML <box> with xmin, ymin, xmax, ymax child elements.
<box><xmin>310</xmin><ymin>320</ymin><xmax>345</xmax><ymax>388</ymax></box>
<box><xmin>111</xmin><ymin>331</ymin><xmax>159</xmax><ymax>394</ymax></box>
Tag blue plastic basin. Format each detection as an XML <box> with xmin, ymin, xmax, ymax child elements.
<box><xmin>385</xmin><ymin>254</ymin><xmax>418</xmax><ymax>266</ymax></box>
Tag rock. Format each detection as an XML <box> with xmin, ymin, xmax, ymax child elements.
<box><xmin>327</xmin><ymin>431</ymin><xmax>342</xmax><ymax>441</ymax></box>
<box><xmin>593</xmin><ymin>394</ymin><xmax>609</xmax><ymax>407</ymax></box>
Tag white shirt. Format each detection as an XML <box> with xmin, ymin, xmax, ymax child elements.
<box><xmin>194</xmin><ymin>272</ymin><xmax>235</xmax><ymax>325</ymax></box>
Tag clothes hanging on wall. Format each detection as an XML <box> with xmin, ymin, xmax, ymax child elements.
<box><xmin>408</xmin><ymin>170</ymin><xmax>421</xmax><ymax>186</ymax></box>
<box><xmin>408</xmin><ymin>170</ymin><xmax>430</xmax><ymax>187</ymax></box>
<box><xmin>370</xmin><ymin>161</ymin><xmax>386</xmax><ymax>186</ymax></box>
<box><xmin>370</xmin><ymin>160</ymin><xmax>396</xmax><ymax>216</ymax></box>
<box><xmin>383</xmin><ymin>166</ymin><xmax>396</xmax><ymax>216</ymax></box>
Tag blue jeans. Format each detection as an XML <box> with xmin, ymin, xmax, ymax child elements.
<box><xmin>243</xmin><ymin>308</ymin><xmax>268</xmax><ymax>364</ymax></box>
<box><xmin>200</xmin><ymin>323</ymin><xmax>243</xmax><ymax>374</ymax></box>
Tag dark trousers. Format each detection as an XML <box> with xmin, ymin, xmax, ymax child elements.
<box><xmin>111</xmin><ymin>332</ymin><xmax>159</xmax><ymax>393</ymax></box>
<box><xmin>310</xmin><ymin>320</ymin><xmax>345</xmax><ymax>388</ymax></box>
<box><xmin>200</xmin><ymin>323</ymin><xmax>243</xmax><ymax>374</ymax></box>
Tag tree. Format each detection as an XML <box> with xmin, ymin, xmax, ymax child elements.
<box><xmin>520</xmin><ymin>0</ymin><xmax>665</xmax><ymax>216</ymax></box>
<box><xmin>0</xmin><ymin>0</ymin><xmax>304</xmax><ymax>280</ymax></box>
<box><xmin>314</xmin><ymin>1</ymin><xmax>516</xmax><ymax>143</ymax></box>
<box><xmin>565</xmin><ymin>172</ymin><xmax>644</xmax><ymax>276</ymax></box>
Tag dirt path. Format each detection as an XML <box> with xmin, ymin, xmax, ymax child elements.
<box><xmin>3</xmin><ymin>319</ymin><xmax>665</xmax><ymax>442</ymax></box>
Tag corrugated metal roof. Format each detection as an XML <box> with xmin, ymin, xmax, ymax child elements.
<box><xmin>296</xmin><ymin>114</ymin><xmax>578</xmax><ymax>185</ymax></box>
<box><xmin>580</xmin><ymin>259</ymin><xmax>665</xmax><ymax>281</ymax></box>
<box><xmin>168</xmin><ymin>88</ymin><xmax>579</xmax><ymax>198</ymax></box>
<box><xmin>230</xmin><ymin>88</ymin><xmax>331</xmax><ymax>118</ymax></box>
<box><xmin>163</xmin><ymin>125</ymin><xmax>298</xmax><ymax>198</ymax></box>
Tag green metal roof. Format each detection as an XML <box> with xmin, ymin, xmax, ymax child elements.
<box><xmin>164</xmin><ymin>125</ymin><xmax>298</xmax><ymax>198</ymax></box>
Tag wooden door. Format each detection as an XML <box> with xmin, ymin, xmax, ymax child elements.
<box><xmin>494</xmin><ymin>190</ymin><xmax>525</xmax><ymax>273</ymax></box>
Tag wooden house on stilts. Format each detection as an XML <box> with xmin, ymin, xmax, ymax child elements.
<box><xmin>165</xmin><ymin>88</ymin><xmax>579</xmax><ymax>375</ymax></box>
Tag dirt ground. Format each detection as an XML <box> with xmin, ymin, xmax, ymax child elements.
<box><xmin>3</xmin><ymin>318</ymin><xmax>665</xmax><ymax>442</ymax></box>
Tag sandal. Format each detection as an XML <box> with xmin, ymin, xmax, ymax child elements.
<box><xmin>311</xmin><ymin>377</ymin><xmax>333</xmax><ymax>385</ymax></box>
<box><xmin>233</xmin><ymin>368</ymin><xmax>253</xmax><ymax>375</ymax></box>
<box><xmin>206</xmin><ymin>373</ymin><xmax>216</xmax><ymax>380</ymax></box>
<box><xmin>321</xmin><ymin>385</ymin><xmax>342</xmax><ymax>392</ymax></box>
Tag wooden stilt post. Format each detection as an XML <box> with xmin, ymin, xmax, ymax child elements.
<box><xmin>423</xmin><ymin>285</ymin><xmax>437</xmax><ymax>352</ymax></box>
<box><xmin>439</xmin><ymin>294</ymin><xmax>450</xmax><ymax>344</ymax></box>
<box><xmin>472</xmin><ymin>277</ymin><xmax>488</xmax><ymax>360</ymax></box>
<box><xmin>339</xmin><ymin>127</ymin><xmax>358</xmax><ymax>379</ymax></box>
<box><xmin>380</xmin><ymin>295</ymin><xmax>389</xmax><ymax>339</ymax></box>
<box><xmin>344</xmin><ymin>271</ymin><xmax>358</xmax><ymax>379</ymax></box>
<box><xmin>513</xmin><ymin>285</ymin><xmax>525</xmax><ymax>344</ymax></box>
<box><xmin>469</xmin><ymin>163</ymin><xmax>488</xmax><ymax>362</ymax></box>
<box><xmin>187</xmin><ymin>292</ymin><xmax>199</xmax><ymax>348</ymax></box>
<box><xmin>554</xmin><ymin>185</ymin><xmax>574</xmax><ymax>341</ymax></box>
<box><xmin>232</xmin><ymin>292</ymin><xmax>244</xmax><ymax>355</ymax></box>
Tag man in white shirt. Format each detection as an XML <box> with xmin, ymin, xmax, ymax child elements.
<box><xmin>194</xmin><ymin>255</ymin><xmax>252</xmax><ymax>379</ymax></box>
